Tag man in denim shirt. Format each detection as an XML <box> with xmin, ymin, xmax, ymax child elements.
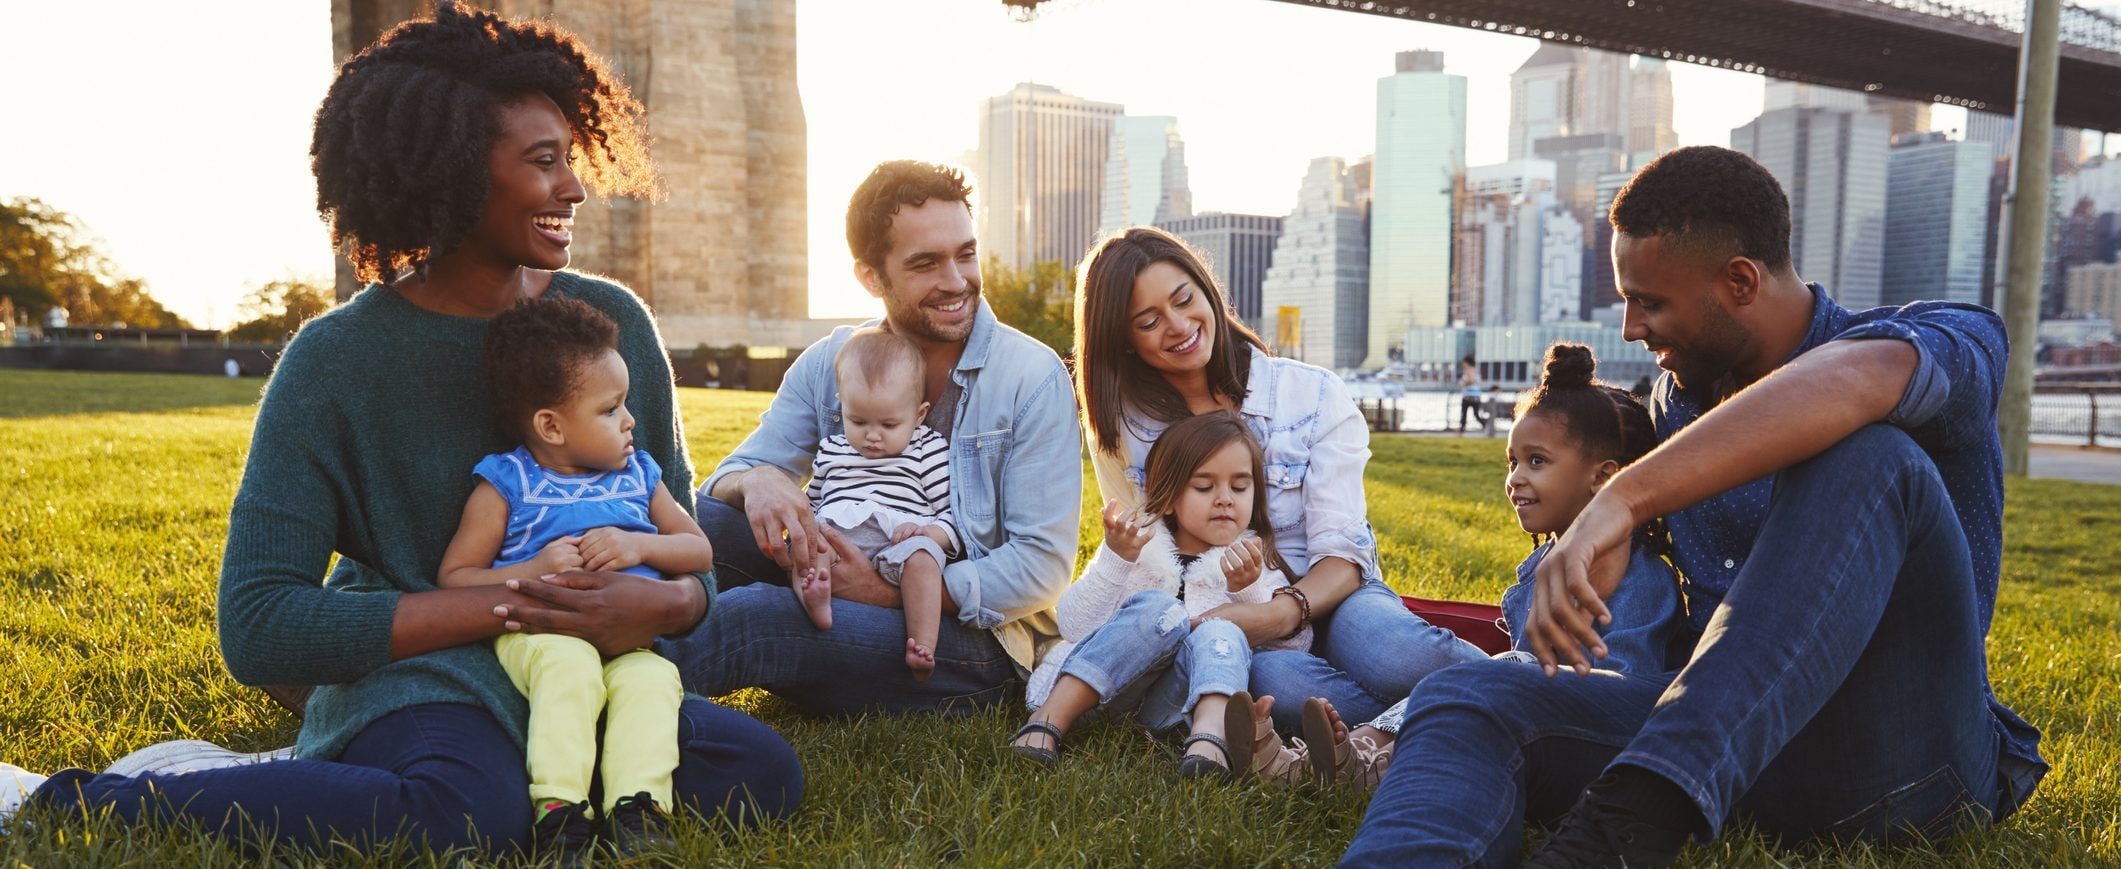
<box><xmin>660</xmin><ymin>161</ymin><xmax>1081</xmax><ymax>713</ymax></box>
<box><xmin>1344</xmin><ymin>146</ymin><xmax>2044</xmax><ymax>867</ymax></box>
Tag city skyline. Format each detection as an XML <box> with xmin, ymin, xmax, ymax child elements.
<box><xmin>5</xmin><ymin>0</ymin><xmax>2116</xmax><ymax>330</ymax></box>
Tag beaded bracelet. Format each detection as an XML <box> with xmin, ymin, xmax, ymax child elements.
<box><xmin>1271</xmin><ymin>585</ymin><xmax>1311</xmax><ymax>641</ymax></box>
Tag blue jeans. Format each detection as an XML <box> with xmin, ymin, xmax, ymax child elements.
<box><xmin>663</xmin><ymin>496</ymin><xmax>1019</xmax><ymax>714</ymax></box>
<box><xmin>30</xmin><ymin>700</ymin><xmax>801</xmax><ymax>854</ymax></box>
<box><xmin>1343</xmin><ymin>425</ymin><xmax>2009</xmax><ymax>867</ymax></box>
<box><xmin>1252</xmin><ymin>578</ymin><xmax>1488</xmax><ymax>731</ymax></box>
<box><xmin>1052</xmin><ymin>591</ymin><xmax>1252</xmax><ymax>730</ymax></box>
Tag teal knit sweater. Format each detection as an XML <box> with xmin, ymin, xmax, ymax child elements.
<box><xmin>215</xmin><ymin>271</ymin><xmax>698</xmax><ymax>761</ymax></box>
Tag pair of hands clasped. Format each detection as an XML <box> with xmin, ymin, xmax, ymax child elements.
<box><xmin>526</xmin><ymin>527</ymin><xmax>654</xmax><ymax>575</ymax></box>
<box><xmin>490</xmin><ymin>528</ymin><xmax>698</xmax><ymax>658</ymax></box>
<box><xmin>1523</xmin><ymin>489</ymin><xmax>1639</xmax><ymax>678</ymax></box>
<box><xmin>1100</xmin><ymin>500</ymin><xmax>1270</xmax><ymax>628</ymax></box>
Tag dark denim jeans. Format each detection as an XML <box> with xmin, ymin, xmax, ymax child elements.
<box><xmin>31</xmin><ymin>700</ymin><xmax>801</xmax><ymax>854</ymax></box>
<box><xmin>1343</xmin><ymin>425</ymin><xmax>2009</xmax><ymax>867</ymax></box>
<box><xmin>661</xmin><ymin>496</ymin><xmax>1020</xmax><ymax>714</ymax></box>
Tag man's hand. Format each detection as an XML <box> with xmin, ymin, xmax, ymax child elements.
<box><xmin>821</xmin><ymin>527</ymin><xmax>901</xmax><ymax>608</ymax></box>
<box><xmin>1526</xmin><ymin>488</ymin><xmax>1637</xmax><ymax>677</ymax></box>
<box><xmin>737</xmin><ymin>466</ymin><xmax>822</xmax><ymax>576</ymax></box>
<box><xmin>1221</xmin><ymin>537</ymin><xmax>1266</xmax><ymax>592</ymax></box>
<box><xmin>1100</xmin><ymin>500</ymin><xmax>1155</xmax><ymax>563</ymax></box>
<box><xmin>495</xmin><ymin>570</ymin><xmax>705</xmax><ymax>657</ymax></box>
<box><xmin>578</xmin><ymin>527</ymin><xmax>647</xmax><ymax>573</ymax></box>
<box><xmin>531</xmin><ymin>536</ymin><xmax>585</xmax><ymax>575</ymax></box>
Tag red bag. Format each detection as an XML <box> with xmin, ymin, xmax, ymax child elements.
<box><xmin>1402</xmin><ymin>596</ymin><xmax>1512</xmax><ymax>656</ymax></box>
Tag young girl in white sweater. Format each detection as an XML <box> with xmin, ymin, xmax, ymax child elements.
<box><xmin>1010</xmin><ymin>412</ymin><xmax>1310</xmax><ymax>778</ymax></box>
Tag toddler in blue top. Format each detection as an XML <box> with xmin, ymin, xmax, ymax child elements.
<box><xmin>1292</xmin><ymin>343</ymin><xmax>1685</xmax><ymax>789</ymax></box>
<box><xmin>437</xmin><ymin>296</ymin><xmax>714</xmax><ymax>859</ymax></box>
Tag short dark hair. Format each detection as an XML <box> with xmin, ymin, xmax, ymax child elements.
<box><xmin>311</xmin><ymin>1</ymin><xmax>657</xmax><ymax>283</ymax></box>
<box><xmin>1609</xmin><ymin>146</ymin><xmax>1791</xmax><ymax>271</ymax></box>
<box><xmin>835</xmin><ymin>326</ymin><xmax>925</xmax><ymax>405</ymax></box>
<box><xmin>845</xmin><ymin>161</ymin><xmax>973</xmax><ymax>272</ymax></box>
<box><xmin>484</xmin><ymin>296</ymin><xmax>620</xmax><ymax>436</ymax></box>
<box><xmin>1075</xmin><ymin>227</ymin><xmax>1266</xmax><ymax>456</ymax></box>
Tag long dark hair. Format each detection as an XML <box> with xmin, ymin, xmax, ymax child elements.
<box><xmin>1516</xmin><ymin>343</ymin><xmax>1668</xmax><ymax>555</ymax></box>
<box><xmin>1074</xmin><ymin>227</ymin><xmax>1267</xmax><ymax>456</ymax></box>
<box><xmin>1139</xmin><ymin>413</ymin><xmax>1292</xmax><ymax>576</ymax></box>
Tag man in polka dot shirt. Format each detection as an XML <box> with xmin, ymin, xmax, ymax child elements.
<box><xmin>1342</xmin><ymin>145</ymin><xmax>2043</xmax><ymax>869</ymax></box>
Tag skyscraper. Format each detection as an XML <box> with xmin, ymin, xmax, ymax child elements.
<box><xmin>1260</xmin><ymin>157</ymin><xmax>1368</xmax><ymax>371</ymax></box>
<box><xmin>1885</xmin><ymin>133</ymin><xmax>1992</xmax><ymax>307</ymax></box>
<box><xmin>1627</xmin><ymin>58</ymin><xmax>1678</xmax><ymax>158</ymax></box>
<box><xmin>1368</xmin><ymin>50</ymin><xmax>1465</xmax><ymax>368</ymax></box>
<box><xmin>1098</xmin><ymin>116</ymin><xmax>1193</xmax><ymax>239</ymax></box>
<box><xmin>1158</xmin><ymin>213</ymin><xmax>1283</xmax><ymax>330</ymax></box>
<box><xmin>1509</xmin><ymin>45</ymin><xmax>1665</xmax><ymax>162</ymax></box>
<box><xmin>976</xmin><ymin>83</ymin><xmax>1123</xmax><ymax>271</ymax></box>
<box><xmin>1733</xmin><ymin>96</ymin><xmax>1891</xmax><ymax>309</ymax></box>
<box><xmin>1454</xmin><ymin>159</ymin><xmax>1557</xmax><ymax>327</ymax></box>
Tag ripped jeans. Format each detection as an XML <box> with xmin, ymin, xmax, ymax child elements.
<box><xmin>1050</xmin><ymin>591</ymin><xmax>1252</xmax><ymax>731</ymax></box>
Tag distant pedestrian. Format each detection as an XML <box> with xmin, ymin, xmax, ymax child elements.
<box><xmin>1457</xmin><ymin>355</ymin><xmax>1484</xmax><ymax>434</ymax></box>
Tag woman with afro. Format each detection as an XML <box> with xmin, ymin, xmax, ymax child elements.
<box><xmin>1</xmin><ymin>1</ymin><xmax>802</xmax><ymax>857</ymax></box>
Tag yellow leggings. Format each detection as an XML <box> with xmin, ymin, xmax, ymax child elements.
<box><xmin>494</xmin><ymin>633</ymin><xmax>680</xmax><ymax>813</ymax></box>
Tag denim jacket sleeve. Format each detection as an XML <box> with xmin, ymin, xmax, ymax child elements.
<box><xmin>1830</xmin><ymin>302</ymin><xmax>2007</xmax><ymax>452</ymax></box>
<box><xmin>941</xmin><ymin>364</ymin><xmax>1083</xmax><ymax>629</ymax></box>
<box><xmin>702</xmin><ymin>333</ymin><xmax>837</xmax><ymax>495</ymax></box>
<box><xmin>1298</xmin><ymin>372</ymin><xmax>1381</xmax><ymax>580</ymax></box>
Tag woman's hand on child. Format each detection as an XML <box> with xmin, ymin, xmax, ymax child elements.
<box><xmin>533</xmin><ymin>536</ymin><xmax>585</xmax><ymax>575</ymax></box>
<box><xmin>578</xmin><ymin>527</ymin><xmax>646</xmax><ymax>572</ymax></box>
<box><xmin>496</xmin><ymin>570</ymin><xmax>702</xmax><ymax>656</ymax></box>
<box><xmin>1100</xmin><ymin>500</ymin><xmax>1154</xmax><ymax>563</ymax></box>
<box><xmin>1221</xmin><ymin>537</ymin><xmax>1265</xmax><ymax>591</ymax></box>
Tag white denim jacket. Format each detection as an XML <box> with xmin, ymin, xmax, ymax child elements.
<box><xmin>1090</xmin><ymin>345</ymin><xmax>1381</xmax><ymax>584</ymax></box>
<box><xmin>704</xmin><ymin>304</ymin><xmax>1081</xmax><ymax>671</ymax></box>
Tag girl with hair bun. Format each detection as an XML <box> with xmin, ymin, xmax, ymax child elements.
<box><xmin>1294</xmin><ymin>343</ymin><xmax>1686</xmax><ymax>789</ymax></box>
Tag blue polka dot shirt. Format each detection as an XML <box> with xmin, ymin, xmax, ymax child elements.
<box><xmin>1652</xmin><ymin>283</ymin><xmax>2041</xmax><ymax>780</ymax></box>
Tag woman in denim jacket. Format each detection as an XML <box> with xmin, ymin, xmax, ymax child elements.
<box><xmin>1071</xmin><ymin>227</ymin><xmax>1489</xmax><ymax>753</ymax></box>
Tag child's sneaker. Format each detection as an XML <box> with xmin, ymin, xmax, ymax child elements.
<box><xmin>530</xmin><ymin>799</ymin><xmax>598</xmax><ymax>868</ymax></box>
<box><xmin>603</xmin><ymin>791</ymin><xmax>676</xmax><ymax>856</ymax></box>
<box><xmin>1492</xmin><ymin>649</ymin><xmax>1542</xmax><ymax>665</ymax></box>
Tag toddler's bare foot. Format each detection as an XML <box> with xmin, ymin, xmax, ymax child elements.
<box><xmin>905</xmin><ymin>638</ymin><xmax>935</xmax><ymax>681</ymax></box>
<box><xmin>796</xmin><ymin>567</ymin><xmax>833</xmax><ymax>630</ymax></box>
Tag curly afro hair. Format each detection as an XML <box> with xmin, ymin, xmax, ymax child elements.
<box><xmin>1610</xmin><ymin>145</ymin><xmax>1791</xmax><ymax>272</ymax></box>
<box><xmin>312</xmin><ymin>0</ymin><xmax>657</xmax><ymax>284</ymax></box>
<box><xmin>483</xmin><ymin>295</ymin><xmax>620</xmax><ymax>436</ymax></box>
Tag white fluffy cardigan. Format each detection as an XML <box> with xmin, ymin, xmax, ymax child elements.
<box><xmin>1024</xmin><ymin>523</ymin><xmax>1313</xmax><ymax>708</ymax></box>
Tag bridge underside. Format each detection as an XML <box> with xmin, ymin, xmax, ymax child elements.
<box><xmin>1261</xmin><ymin>0</ymin><xmax>2119</xmax><ymax>132</ymax></box>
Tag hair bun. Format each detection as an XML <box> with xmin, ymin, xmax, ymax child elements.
<box><xmin>1540</xmin><ymin>343</ymin><xmax>1597</xmax><ymax>390</ymax></box>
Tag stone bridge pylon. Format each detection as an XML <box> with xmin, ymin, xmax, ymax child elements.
<box><xmin>330</xmin><ymin>0</ymin><xmax>810</xmax><ymax>350</ymax></box>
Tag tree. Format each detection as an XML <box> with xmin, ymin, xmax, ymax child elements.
<box><xmin>225</xmin><ymin>276</ymin><xmax>335</xmax><ymax>344</ymax></box>
<box><xmin>0</xmin><ymin>197</ymin><xmax>187</xmax><ymax>328</ymax></box>
<box><xmin>983</xmin><ymin>256</ymin><xmax>1073</xmax><ymax>356</ymax></box>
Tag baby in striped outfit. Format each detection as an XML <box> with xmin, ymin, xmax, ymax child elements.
<box><xmin>800</xmin><ymin>327</ymin><xmax>960</xmax><ymax>680</ymax></box>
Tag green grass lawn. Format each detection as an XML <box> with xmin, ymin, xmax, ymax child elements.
<box><xmin>1</xmin><ymin>369</ymin><xmax>2114</xmax><ymax>866</ymax></box>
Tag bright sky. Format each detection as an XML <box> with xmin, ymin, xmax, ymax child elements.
<box><xmin>7</xmin><ymin>0</ymin><xmax>2093</xmax><ymax>327</ymax></box>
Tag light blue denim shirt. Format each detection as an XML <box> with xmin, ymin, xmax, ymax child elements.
<box><xmin>1091</xmin><ymin>345</ymin><xmax>1381</xmax><ymax>583</ymax></box>
<box><xmin>703</xmin><ymin>303</ymin><xmax>1081</xmax><ymax>670</ymax></box>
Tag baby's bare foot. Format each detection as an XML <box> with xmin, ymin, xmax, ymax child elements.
<box><xmin>797</xmin><ymin>568</ymin><xmax>833</xmax><ymax>631</ymax></box>
<box><xmin>905</xmin><ymin>638</ymin><xmax>935</xmax><ymax>682</ymax></box>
